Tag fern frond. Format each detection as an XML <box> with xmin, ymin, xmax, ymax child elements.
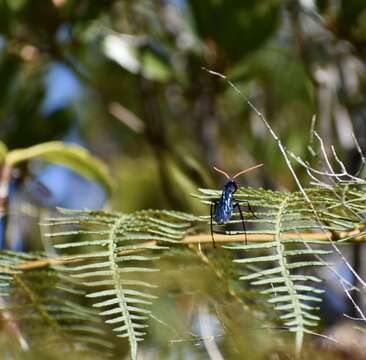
<box><xmin>0</xmin><ymin>251</ymin><xmax>113</xmax><ymax>356</ymax></box>
<box><xmin>197</xmin><ymin>184</ymin><xmax>366</xmax><ymax>354</ymax></box>
<box><xmin>225</xmin><ymin>192</ymin><xmax>328</xmax><ymax>354</ymax></box>
<box><xmin>44</xmin><ymin>209</ymin><xmax>196</xmax><ymax>360</ymax></box>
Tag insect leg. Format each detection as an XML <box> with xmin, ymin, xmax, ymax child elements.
<box><xmin>242</xmin><ymin>200</ymin><xmax>259</xmax><ymax>219</ymax></box>
<box><xmin>235</xmin><ymin>202</ymin><xmax>247</xmax><ymax>245</ymax></box>
<box><xmin>210</xmin><ymin>201</ymin><xmax>217</xmax><ymax>248</ymax></box>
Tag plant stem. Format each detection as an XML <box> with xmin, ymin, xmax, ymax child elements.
<box><xmin>15</xmin><ymin>228</ymin><xmax>366</xmax><ymax>271</ymax></box>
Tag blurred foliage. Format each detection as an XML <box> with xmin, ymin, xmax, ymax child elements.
<box><xmin>1</xmin><ymin>0</ymin><xmax>365</xmax><ymax>211</ymax></box>
<box><xmin>190</xmin><ymin>0</ymin><xmax>281</xmax><ymax>62</ymax></box>
<box><xmin>4</xmin><ymin>141</ymin><xmax>112</xmax><ymax>192</ymax></box>
<box><xmin>0</xmin><ymin>0</ymin><xmax>313</xmax><ymax>213</ymax></box>
<box><xmin>0</xmin><ymin>251</ymin><xmax>113</xmax><ymax>358</ymax></box>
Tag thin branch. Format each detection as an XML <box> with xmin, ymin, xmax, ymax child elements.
<box><xmin>343</xmin><ymin>313</ymin><xmax>366</xmax><ymax>321</ymax></box>
<box><xmin>351</xmin><ymin>132</ymin><xmax>366</xmax><ymax>177</ymax></box>
<box><xmin>307</xmin><ymin>115</ymin><xmax>317</xmax><ymax>156</ymax></box>
<box><xmin>16</xmin><ymin>228</ymin><xmax>366</xmax><ymax>271</ymax></box>
<box><xmin>341</xmin><ymin>282</ymin><xmax>366</xmax><ymax>322</ymax></box>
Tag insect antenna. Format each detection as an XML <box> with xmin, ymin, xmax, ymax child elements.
<box><xmin>232</xmin><ymin>163</ymin><xmax>263</xmax><ymax>179</ymax></box>
<box><xmin>213</xmin><ymin>166</ymin><xmax>231</xmax><ymax>179</ymax></box>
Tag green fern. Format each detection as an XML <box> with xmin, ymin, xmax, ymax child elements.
<box><xmin>36</xmin><ymin>185</ymin><xmax>366</xmax><ymax>357</ymax></box>
<box><xmin>196</xmin><ymin>185</ymin><xmax>365</xmax><ymax>353</ymax></box>
<box><xmin>0</xmin><ymin>251</ymin><xmax>113</xmax><ymax>357</ymax></box>
<box><xmin>44</xmin><ymin>208</ymin><xmax>197</xmax><ymax>360</ymax></box>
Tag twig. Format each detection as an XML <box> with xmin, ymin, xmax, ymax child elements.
<box><xmin>314</xmin><ymin>132</ymin><xmax>339</xmax><ymax>181</ymax></box>
<box><xmin>351</xmin><ymin>132</ymin><xmax>366</xmax><ymax>177</ymax></box>
<box><xmin>343</xmin><ymin>313</ymin><xmax>365</xmax><ymax>321</ymax></box>
<box><xmin>16</xmin><ymin>228</ymin><xmax>366</xmax><ymax>271</ymax></box>
<box><xmin>308</xmin><ymin>115</ymin><xmax>317</xmax><ymax>156</ymax></box>
<box><xmin>341</xmin><ymin>283</ymin><xmax>366</xmax><ymax>322</ymax></box>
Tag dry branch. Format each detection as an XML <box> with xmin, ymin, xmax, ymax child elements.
<box><xmin>16</xmin><ymin>228</ymin><xmax>366</xmax><ymax>271</ymax></box>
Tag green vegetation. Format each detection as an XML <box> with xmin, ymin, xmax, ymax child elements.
<box><xmin>1</xmin><ymin>1</ymin><xmax>366</xmax><ymax>359</ymax></box>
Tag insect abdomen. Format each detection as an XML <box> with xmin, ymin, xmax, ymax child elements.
<box><xmin>214</xmin><ymin>192</ymin><xmax>234</xmax><ymax>224</ymax></box>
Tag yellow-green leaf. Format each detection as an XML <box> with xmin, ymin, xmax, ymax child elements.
<box><xmin>5</xmin><ymin>141</ymin><xmax>112</xmax><ymax>193</ymax></box>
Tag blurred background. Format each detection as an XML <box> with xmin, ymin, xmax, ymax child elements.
<box><xmin>1</xmin><ymin>0</ymin><xmax>366</xmax><ymax>357</ymax></box>
<box><xmin>1</xmin><ymin>0</ymin><xmax>366</xmax><ymax>213</ymax></box>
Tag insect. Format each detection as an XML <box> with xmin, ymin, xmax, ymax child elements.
<box><xmin>210</xmin><ymin>164</ymin><xmax>263</xmax><ymax>248</ymax></box>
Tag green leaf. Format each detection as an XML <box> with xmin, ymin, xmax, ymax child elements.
<box><xmin>5</xmin><ymin>141</ymin><xmax>112</xmax><ymax>193</ymax></box>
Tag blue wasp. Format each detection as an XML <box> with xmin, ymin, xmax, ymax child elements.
<box><xmin>211</xmin><ymin>164</ymin><xmax>263</xmax><ymax>247</ymax></box>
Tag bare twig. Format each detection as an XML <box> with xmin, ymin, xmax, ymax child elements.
<box><xmin>342</xmin><ymin>283</ymin><xmax>366</xmax><ymax>322</ymax></box>
<box><xmin>351</xmin><ymin>132</ymin><xmax>366</xmax><ymax>177</ymax></box>
<box><xmin>16</xmin><ymin>227</ymin><xmax>366</xmax><ymax>271</ymax></box>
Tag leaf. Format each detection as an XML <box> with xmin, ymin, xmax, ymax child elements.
<box><xmin>5</xmin><ymin>141</ymin><xmax>112</xmax><ymax>193</ymax></box>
